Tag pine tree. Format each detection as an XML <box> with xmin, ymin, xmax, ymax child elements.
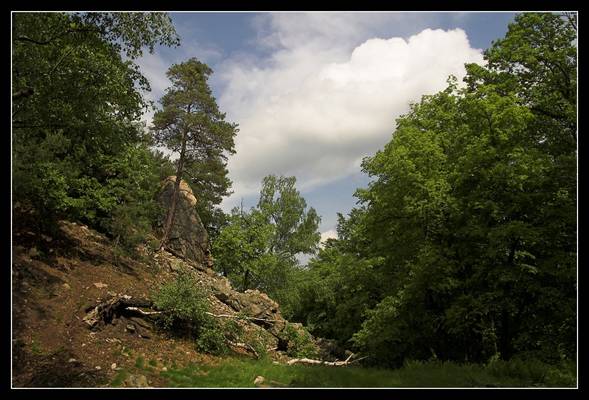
<box><xmin>152</xmin><ymin>58</ymin><xmax>237</xmax><ymax>250</ymax></box>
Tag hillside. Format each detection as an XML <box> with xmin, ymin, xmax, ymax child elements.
<box><xmin>12</xmin><ymin>180</ymin><xmax>332</xmax><ymax>388</ymax></box>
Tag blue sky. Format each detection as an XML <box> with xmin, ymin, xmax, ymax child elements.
<box><xmin>137</xmin><ymin>12</ymin><xmax>517</xmax><ymax>242</ymax></box>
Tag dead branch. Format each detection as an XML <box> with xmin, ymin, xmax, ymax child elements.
<box><xmin>125</xmin><ymin>307</ymin><xmax>163</xmax><ymax>316</ymax></box>
<box><xmin>205</xmin><ymin>312</ymin><xmax>276</xmax><ymax>324</ymax></box>
<box><xmin>227</xmin><ymin>340</ymin><xmax>259</xmax><ymax>359</ymax></box>
<box><xmin>286</xmin><ymin>353</ymin><xmax>368</xmax><ymax>367</ymax></box>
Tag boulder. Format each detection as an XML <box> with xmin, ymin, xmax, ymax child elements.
<box><xmin>157</xmin><ymin>176</ymin><xmax>212</xmax><ymax>267</ymax></box>
<box><xmin>212</xmin><ymin>285</ymin><xmax>287</xmax><ymax>336</ymax></box>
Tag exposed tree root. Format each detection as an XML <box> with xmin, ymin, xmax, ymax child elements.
<box><xmin>82</xmin><ymin>296</ymin><xmax>155</xmax><ymax>329</ymax></box>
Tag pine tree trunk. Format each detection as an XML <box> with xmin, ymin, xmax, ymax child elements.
<box><xmin>159</xmin><ymin>131</ymin><xmax>187</xmax><ymax>251</ymax></box>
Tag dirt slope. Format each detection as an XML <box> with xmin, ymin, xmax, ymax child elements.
<box><xmin>11</xmin><ymin>220</ymin><xmax>303</xmax><ymax>387</ymax></box>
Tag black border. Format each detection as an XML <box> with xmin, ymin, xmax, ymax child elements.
<box><xmin>5</xmin><ymin>1</ymin><xmax>585</xmax><ymax>398</ymax></box>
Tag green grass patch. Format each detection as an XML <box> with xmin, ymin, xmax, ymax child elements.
<box><xmin>134</xmin><ymin>356</ymin><xmax>145</xmax><ymax>369</ymax></box>
<box><xmin>110</xmin><ymin>369</ymin><xmax>129</xmax><ymax>387</ymax></box>
<box><xmin>158</xmin><ymin>357</ymin><xmax>576</xmax><ymax>388</ymax></box>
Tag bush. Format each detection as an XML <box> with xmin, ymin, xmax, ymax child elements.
<box><xmin>196</xmin><ymin>321</ymin><xmax>228</xmax><ymax>355</ymax></box>
<box><xmin>152</xmin><ymin>274</ymin><xmax>231</xmax><ymax>355</ymax></box>
<box><xmin>283</xmin><ymin>323</ymin><xmax>318</xmax><ymax>358</ymax></box>
<box><xmin>152</xmin><ymin>274</ymin><xmax>210</xmax><ymax>331</ymax></box>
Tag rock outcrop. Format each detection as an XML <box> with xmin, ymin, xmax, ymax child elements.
<box><xmin>157</xmin><ymin>176</ymin><xmax>212</xmax><ymax>267</ymax></box>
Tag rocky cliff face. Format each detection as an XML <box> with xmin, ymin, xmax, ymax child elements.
<box><xmin>157</xmin><ymin>176</ymin><xmax>212</xmax><ymax>267</ymax></box>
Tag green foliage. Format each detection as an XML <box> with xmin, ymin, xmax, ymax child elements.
<box><xmin>135</xmin><ymin>356</ymin><xmax>145</xmax><ymax>369</ymax></box>
<box><xmin>12</xmin><ymin>12</ymin><xmax>178</xmax><ymax>240</ymax></box>
<box><xmin>152</xmin><ymin>274</ymin><xmax>227</xmax><ymax>355</ymax></box>
<box><xmin>282</xmin><ymin>323</ymin><xmax>318</xmax><ymax>358</ymax></box>
<box><xmin>195</xmin><ymin>321</ymin><xmax>228</xmax><ymax>355</ymax></box>
<box><xmin>258</xmin><ymin>175</ymin><xmax>321</xmax><ymax>256</ymax></box>
<box><xmin>288</xmin><ymin>242</ymin><xmax>385</xmax><ymax>344</ymax></box>
<box><xmin>110</xmin><ymin>369</ymin><xmax>129</xmax><ymax>387</ymax></box>
<box><xmin>100</xmin><ymin>143</ymin><xmax>164</xmax><ymax>250</ymax></box>
<box><xmin>152</xmin><ymin>57</ymin><xmax>238</xmax><ymax>240</ymax></box>
<box><xmin>212</xmin><ymin>209</ymin><xmax>277</xmax><ymax>291</ymax></box>
<box><xmin>212</xmin><ymin>175</ymin><xmax>321</xmax><ymax>309</ymax></box>
<box><xmin>346</xmin><ymin>13</ymin><xmax>577</xmax><ymax>367</ymax></box>
<box><xmin>152</xmin><ymin>274</ymin><xmax>210</xmax><ymax>331</ymax></box>
<box><xmin>284</xmin><ymin>13</ymin><xmax>576</xmax><ymax>369</ymax></box>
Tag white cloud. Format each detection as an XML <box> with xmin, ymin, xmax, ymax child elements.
<box><xmin>136</xmin><ymin>52</ymin><xmax>173</xmax><ymax>127</ymax></box>
<box><xmin>219</xmin><ymin>14</ymin><xmax>484</xmax><ymax>210</ymax></box>
<box><xmin>320</xmin><ymin>229</ymin><xmax>338</xmax><ymax>244</ymax></box>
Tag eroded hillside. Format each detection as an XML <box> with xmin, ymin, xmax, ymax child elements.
<box><xmin>12</xmin><ymin>178</ymin><xmax>335</xmax><ymax>387</ymax></box>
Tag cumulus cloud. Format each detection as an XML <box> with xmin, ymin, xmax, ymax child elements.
<box><xmin>320</xmin><ymin>229</ymin><xmax>338</xmax><ymax>244</ymax></box>
<box><xmin>218</xmin><ymin>14</ymin><xmax>484</xmax><ymax>209</ymax></box>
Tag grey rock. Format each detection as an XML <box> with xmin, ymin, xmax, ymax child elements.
<box><xmin>157</xmin><ymin>176</ymin><xmax>212</xmax><ymax>267</ymax></box>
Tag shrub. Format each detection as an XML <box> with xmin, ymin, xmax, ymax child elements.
<box><xmin>283</xmin><ymin>323</ymin><xmax>318</xmax><ymax>358</ymax></box>
<box><xmin>152</xmin><ymin>274</ymin><xmax>230</xmax><ymax>355</ymax></box>
<box><xmin>196</xmin><ymin>321</ymin><xmax>228</xmax><ymax>355</ymax></box>
<box><xmin>152</xmin><ymin>274</ymin><xmax>210</xmax><ymax>331</ymax></box>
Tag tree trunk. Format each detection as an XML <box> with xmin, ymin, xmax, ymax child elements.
<box><xmin>159</xmin><ymin>131</ymin><xmax>187</xmax><ymax>251</ymax></box>
<box><xmin>243</xmin><ymin>269</ymin><xmax>250</xmax><ymax>291</ymax></box>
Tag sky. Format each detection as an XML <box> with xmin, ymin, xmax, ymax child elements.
<box><xmin>137</xmin><ymin>12</ymin><xmax>517</xmax><ymax>243</ymax></box>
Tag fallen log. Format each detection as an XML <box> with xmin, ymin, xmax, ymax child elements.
<box><xmin>286</xmin><ymin>354</ymin><xmax>369</xmax><ymax>367</ymax></box>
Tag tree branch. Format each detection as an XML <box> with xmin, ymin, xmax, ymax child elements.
<box><xmin>12</xmin><ymin>88</ymin><xmax>34</xmax><ymax>101</ymax></box>
<box><xmin>15</xmin><ymin>27</ymin><xmax>102</xmax><ymax>46</ymax></box>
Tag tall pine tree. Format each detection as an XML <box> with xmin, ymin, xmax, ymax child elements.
<box><xmin>152</xmin><ymin>58</ymin><xmax>238</xmax><ymax>250</ymax></box>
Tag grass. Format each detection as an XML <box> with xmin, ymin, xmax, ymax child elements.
<box><xmin>134</xmin><ymin>356</ymin><xmax>144</xmax><ymax>369</ymax></box>
<box><xmin>110</xmin><ymin>369</ymin><xmax>129</xmax><ymax>387</ymax></box>
<box><xmin>157</xmin><ymin>356</ymin><xmax>576</xmax><ymax>388</ymax></box>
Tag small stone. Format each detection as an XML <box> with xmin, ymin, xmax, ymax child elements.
<box><xmin>126</xmin><ymin>324</ymin><xmax>136</xmax><ymax>333</ymax></box>
<box><xmin>68</xmin><ymin>358</ymin><xmax>77</xmax><ymax>363</ymax></box>
<box><xmin>254</xmin><ymin>375</ymin><xmax>265</xmax><ymax>386</ymax></box>
<box><xmin>81</xmin><ymin>343</ymin><xmax>86</xmax><ymax>347</ymax></box>
<box><xmin>161</xmin><ymin>367</ymin><xmax>167</xmax><ymax>372</ymax></box>
<box><xmin>111</xmin><ymin>363</ymin><xmax>117</xmax><ymax>370</ymax></box>
<box><xmin>95</xmin><ymin>366</ymin><xmax>101</xmax><ymax>370</ymax></box>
